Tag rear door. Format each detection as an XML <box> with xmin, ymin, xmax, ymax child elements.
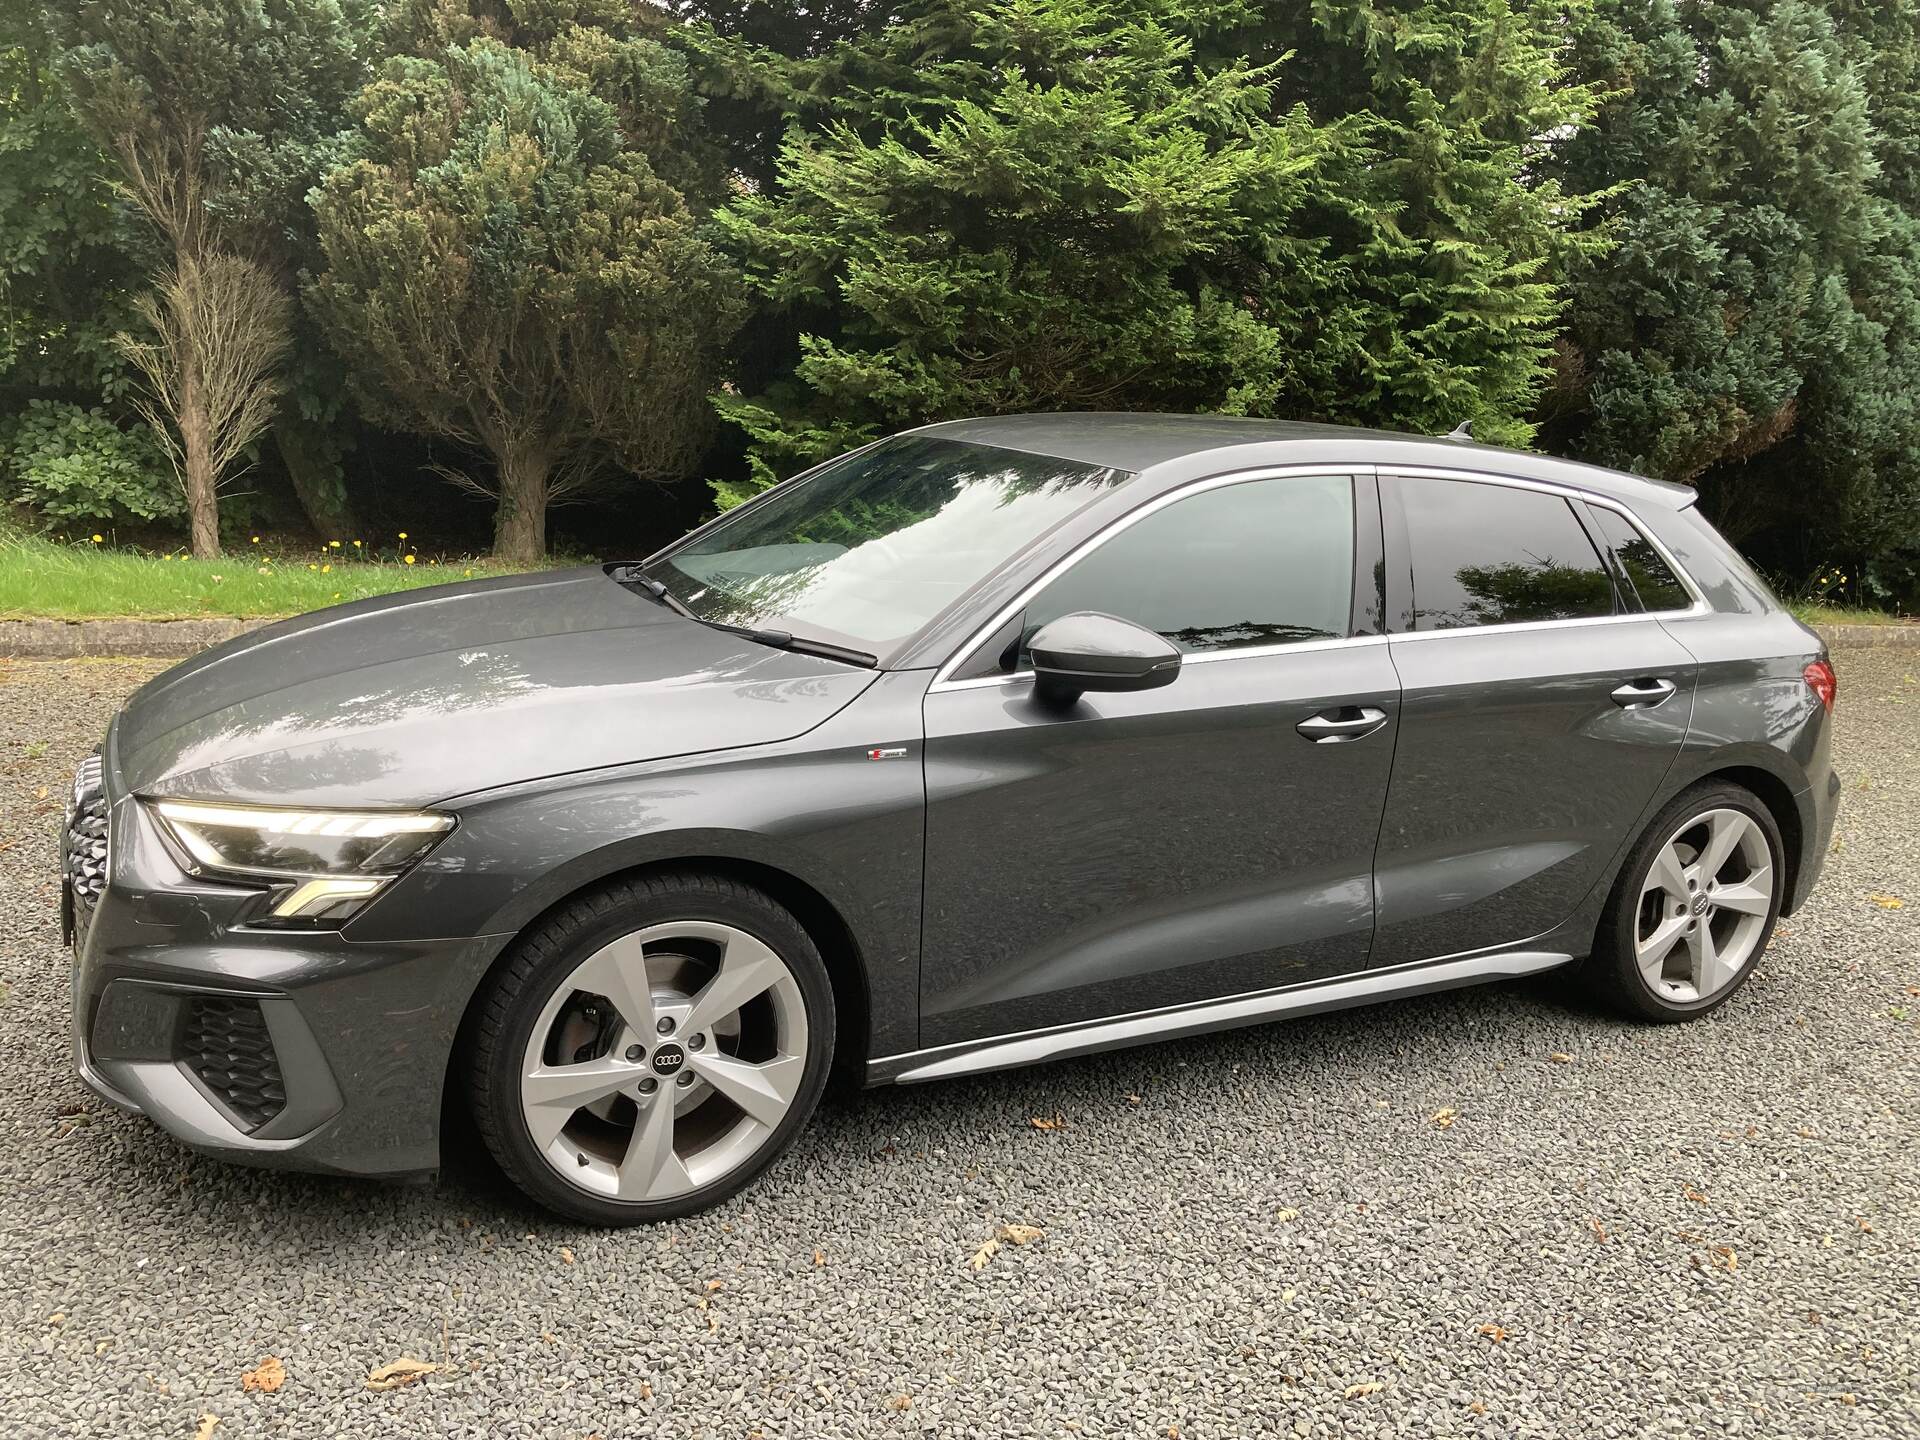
<box><xmin>918</xmin><ymin>470</ymin><xmax>1400</xmax><ymax>1048</ymax></box>
<box><xmin>1371</xmin><ymin>471</ymin><xmax>1697</xmax><ymax>966</ymax></box>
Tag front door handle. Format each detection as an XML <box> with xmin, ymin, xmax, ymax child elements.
<box><xmin>1296</xmin><ymin>707</ymin><xmax>1389</xmax><ymax>743</ymax></box>
<box><xmin>1611</xmin><ymin>677</ymin><xmax>1677</xmax><ymax>710</ymax></box>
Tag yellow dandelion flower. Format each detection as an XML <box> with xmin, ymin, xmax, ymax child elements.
<box><xmin>403</xmin><ymin>554</ymin><xmax>416</xmax><ymax>566</ymax></box>
<box><xmin>90</xmin><ymin>533</ymin><xmax>103</xmax><ymax>543</ymax></box>
<box><xmin>322</xmin><ymin>563</ymin><xmax>333</xmax><ymax>573</ymax></box>
<box><xmin>463</xmin><ymin>569</ymin><xmax>473</xmax><ymax>577</ymax></box>
<box><xmin>328</xmin><ymin>540</ymin><xmax>342</xmax><ymax>549</ymax></box>
<box><xmin>308</xmin><ymin>563</ymin><xmax>318</xmax><ymax>571</ymax></box>
<box><xmin>351</xmin><ymin>540</ymin><xmax>362</xmax><ymax>549</ymax></box>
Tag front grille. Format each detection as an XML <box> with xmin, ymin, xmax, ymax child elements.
<box><xmin>63</xmin><ymin>752</ymin><xmax>108</xmax><ymax>941</ymax></box>
<box><xmin>181</xmin><ymin>997</ymin><xmax>287</xmax><ymax>1130</ymax></box>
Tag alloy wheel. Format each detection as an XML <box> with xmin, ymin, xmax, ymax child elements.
<box><xmin>518</xmin><ymin>921</ymin><xmax>809</xmax><ymax>1202</ymax></box>
<box><xmin>1633</xmin><ymin>807</ymin><xmax>1775</xmax><ymax>1004</ymax></box>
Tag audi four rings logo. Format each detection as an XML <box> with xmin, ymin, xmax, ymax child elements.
<box><xmin>650</xmin><ymin>1045</ymin><xmax>686</xmax><ymax>1075</ymax></box>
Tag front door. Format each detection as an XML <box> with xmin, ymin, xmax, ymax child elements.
<box><xmin>918</xmin><ymin>471</ymin><xmax>1400</xmax><ymax>1049</ymax></box>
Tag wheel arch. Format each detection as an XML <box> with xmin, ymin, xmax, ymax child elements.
<box><xmin>441</xmin><ymin>853</ymin><xmax>877</xmax><ymax>1149</ymax></box>
<box><xmin>1691</xmin><ymin>763</ymin><xmax>1806</xmax><ymax>915</ymax></box>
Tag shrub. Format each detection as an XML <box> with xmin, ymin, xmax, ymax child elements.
<box><xmin>1</xmin><ymin>399</ymin><xmax>181</xmax><ymax>526</ymax></box>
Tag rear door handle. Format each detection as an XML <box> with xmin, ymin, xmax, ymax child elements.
<box><xmin>1296</xmin><ymin>707</ymin><xmax>1389</xmax><ymax>743</ymax></box>
<box><xmin>1611</xmin><ymin>677</ymin><xmax>1677</xmax><ymax>710</ymax></box>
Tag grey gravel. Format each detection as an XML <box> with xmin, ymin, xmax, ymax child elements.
<box><xmin>0</xmin><ymin>654</ymin><xmax>1914</xmax><ymax>1438</ymax></box>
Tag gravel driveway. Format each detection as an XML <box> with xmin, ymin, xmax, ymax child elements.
<box><xmin>1</xmin><ymin>654</ymin><xmax>1914</xmax><ymax>1439</ymax></box>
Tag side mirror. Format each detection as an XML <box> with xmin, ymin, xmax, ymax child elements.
<box><xmin>1028</xmin><ymin>612</ymin><xmax>1182</xmax><ymax>705</ymax></box>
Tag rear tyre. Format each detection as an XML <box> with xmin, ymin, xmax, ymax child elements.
<box><xmin>467</xmin><ymin>871</ymin><xmax>834</xmax><ymax>1225</ymax></box>
<box><xmin>1592</xmin><ymin>781</ymin><xmax>1784</xmax><ymax>1022</ymax></box>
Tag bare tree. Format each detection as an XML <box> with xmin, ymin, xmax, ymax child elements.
<box><xmin>115</xmin><ymin>255</ymin><xmax>291</xmax><ymax>557</ymax></box>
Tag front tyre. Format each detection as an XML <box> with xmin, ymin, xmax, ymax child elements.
<box><xmin>1593</xmin><ymin>782</ymin><xmax>1785</xmax><ymax>1022</ymax></box>
<box><xmin>468</xmin><ymin>872</ymin><xmax>834</xmax><ymax>1225</ymax></box>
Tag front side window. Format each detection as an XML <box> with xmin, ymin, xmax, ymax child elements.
<box><xmin>1402</xmin><ymin>480</ymin><xmax>1617</xmax><ymax>631</ymax></box>
<box><xmin>1588</xmin><ymin>506</ymin><xmax>1692</xmax><ymax>612</ymax></box>
<box><xmin>1018</xmin><ymin>473</ymin><xmax>1356</xmax><ymax>659</ymax></box>
<box><xmin>647</xmin><ymin>437</ymin><xmax>1129</xmax><ymax>654</ymax></box>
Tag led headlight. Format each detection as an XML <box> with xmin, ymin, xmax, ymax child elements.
<box><xmin>148</xmin><ymin>800</ymin><xmax>453</xmax><ymax>922</ymax></box>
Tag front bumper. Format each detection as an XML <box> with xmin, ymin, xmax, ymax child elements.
<box><xmin>68</xmin><ymin>764</ymin><xmax>510</xmax><ymax>1178</ymax></box>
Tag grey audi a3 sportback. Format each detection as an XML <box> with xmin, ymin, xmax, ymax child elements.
<box><xmin>65</xmin><ymin>414</ymin><xmax>1840</xmax><ymax>1223</ymax></box>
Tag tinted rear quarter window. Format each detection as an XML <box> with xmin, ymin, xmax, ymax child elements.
<box><xmin>1589</xmin><ymin>507</ymin><xmax>1692</xmax><ymax>612</ymax></box>
<box><xmin>1401</xmin><ymin>480</ymin><xmax>1617</xmax><ymax>631</ymax></box>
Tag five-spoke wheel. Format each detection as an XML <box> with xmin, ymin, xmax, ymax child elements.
<box><xmin>1596</xmin><ymin>783</ymin><xmax>1785</xmax><ymax>1020</ymax></box>
<box><xmin>470</xmin><ymin>874</ymin><xmax>833</xmax><ymax>1224</ymax></box>
<box><xmin>1633</xmin><ymin>807</ymin><xmax>1775</xmax><ymax>1004</ymax></box>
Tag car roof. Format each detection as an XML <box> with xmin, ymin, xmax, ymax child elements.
<box><xmin>909</xmin><ymin>412</ymin><xmax>1696</xmax><ymax>511</ymax></box>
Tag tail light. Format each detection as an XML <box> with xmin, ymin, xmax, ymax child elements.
<box><xmin>1803</xmin><ymin>658</ymin><xmax>1836</xmax><ymax>712</ymax></box>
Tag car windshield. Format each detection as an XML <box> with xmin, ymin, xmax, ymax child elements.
<box><xmin>644</xmin><ymin>436</ymin><xmax>1130</xmax><ymax>654</ymax></box>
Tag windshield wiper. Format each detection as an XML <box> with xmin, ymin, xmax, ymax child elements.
<box><xmin>609</xmin><ymin>564</ymin><xmax>698</xmax><ymax>619</ymax></box>
<box><xmin>609</xmin><ymin>565</ymin><xmax>876</xmax><ymax>668</ymax></box>
<box><xmin>704</xmin><ymin>621</ymin><xmax>877</xmax><ymax>669</ymax></box>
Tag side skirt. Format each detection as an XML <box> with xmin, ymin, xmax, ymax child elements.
<box><xmin>867</xmin><ymin>949</ymin><xmax>1574</xmax><ymax>1085</ymax></box>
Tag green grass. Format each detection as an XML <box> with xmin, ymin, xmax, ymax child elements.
<box><xmin>1788</xmin><ymin>601</ymin><xmax>1914</xmax><ymax>627</ymax></box>
<box><xmin>0</xmin><ymin>532</ymin><xmax>524</xmax><ymax>619</ymax></box>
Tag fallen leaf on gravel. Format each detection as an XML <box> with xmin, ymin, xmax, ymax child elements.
<box><xmin>967</xmin><ymin>1223</ymin><xmax>1045</xmax><ymax>1270</ymax></box>
<box><xmin>1867</xmin><ymin>894</ymin><xmax>1905</xmax><ymax>908</ymax></box>
<box><xmin>1274</xmin><ymin>1207</ymin><xmax>1301</xmax><ymax>1223</ymax></box>
<box><xmin>1857</xmin><ymin>1217</ymin><xmax>1874</xmax><ymax>1232</ymax></box>
<box><xmin>194</xmin><ymin>1416</ymin><xmax>219</xmax><ymax>1440</ymax></box>
<box><xmin>888</xmin><ymin>1394</ymin><xmax>912</xmax><ymax>1412</ymax></box>
<box><xmin>1126</xmin><ymin>1093</ymin><xmax>1142</xmax><ymax>1105</ymax></box>
<box><xmin>1840</xmin><ymin>1394</ymin><xmax>1858</xmax><ymax>1405</ymax></box>
<box><xmin>241</xmin><ymin>1356</ymin><xmax>285</xmax><ymax>1393</ymax></box>
<box><xmin>1683</xmin><ymin>1184</ymin><xmax>1709</xmax><ymax>1205</ymax></box>
<box><xmin>1548</xmin><ymin>1052</ymin><xmax>1573</xmax><ymax>1064</ymax></box>
<box><xmin>1344</xmin><ymin>1382</ymin><xmax>1385</xmax><ymax>1400</ymax></box>
<box><xmin>813</xmin><ymin>1249</ymin><xmax>825</xmax><ymax>1266</ymax></box>
<box><xmin>365</xmin><ymin>1357</ymin><xmax>438</xmax><ymax>1392</ymax></box>
<box><xmin>1467</xmin><ymin>1401</ymin><xmax>1487</xmax><ymax>1415</ymax></box>
<box><xmin>559</xmin><ymin>1247</ymin><xmax>575</xmax><ymax>1265</ymax></box>
<box><xmin>1589</xmin><ymin>1218</ymin><xmax>1609</xmax><ymax>1243</ymax></box>
<box><xmin>1029</xmin><ymin>1114</ymin><xmax>1066</xmax><ymax>1131</ymax></box>
<box><xmin>1710</xmin><ymin>1245</ymin><xmax>1738</xmax><ymax>1272</ymax></box>
<box><xmin>1431</xmin><ymin>1108</ymin><xmax>1458</xmax><ymax>1129</ymax></box>
<box><xmin>1477</xmin><ymin>1324</ymin><xmax>1509</xmax><ymax>1342</ymax></box>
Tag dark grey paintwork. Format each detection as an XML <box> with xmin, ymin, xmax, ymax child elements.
<box><xmin>67</xmin><ymin>414</ymin><xmax>1839</xmax><ymax>1179</ymax></box>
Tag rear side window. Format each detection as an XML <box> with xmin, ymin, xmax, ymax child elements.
<box><xmin>1402</xmin><ymin>479</ymin><xmax>1617</xmax><ymax>631</ymax></box>
<box><xmin>1021</xmin><ymin>473</ymin><xmax>1355</xmax><ymax>657</ymax></box>
<box><xmin>1589</xmin><ymin>507</ymin><xmax>1692</xmax><ymax>612</ymax></box>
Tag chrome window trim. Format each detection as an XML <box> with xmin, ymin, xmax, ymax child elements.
<box><xmin>929</xmin><ymin>633</ymin><xmax>1391</xmax><ymax>694</ymax></box>
<box><xmin>1383</xmin><ymin>465</ymin><xmax>1711</xmax><ymax>634</ymax></box>
<box><xmin>928</xmin><ymin>463</ymin><xmax>1379</xmax><ymax>694</ymax></box>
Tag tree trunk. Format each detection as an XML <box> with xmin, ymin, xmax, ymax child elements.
<box><xmin>179</xmin><ymin>350</ymin><xmax>220</xmax><ymax>559</ymax></box>
<box><xmin>276</xmin><ymin>420</ymin><xmax>359</xmax><ymax>543</ymax></box>
<box><xmin>492</xmin><ymin>438</ymin><xmax>550</xmax><ymax>567</ymax></box>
